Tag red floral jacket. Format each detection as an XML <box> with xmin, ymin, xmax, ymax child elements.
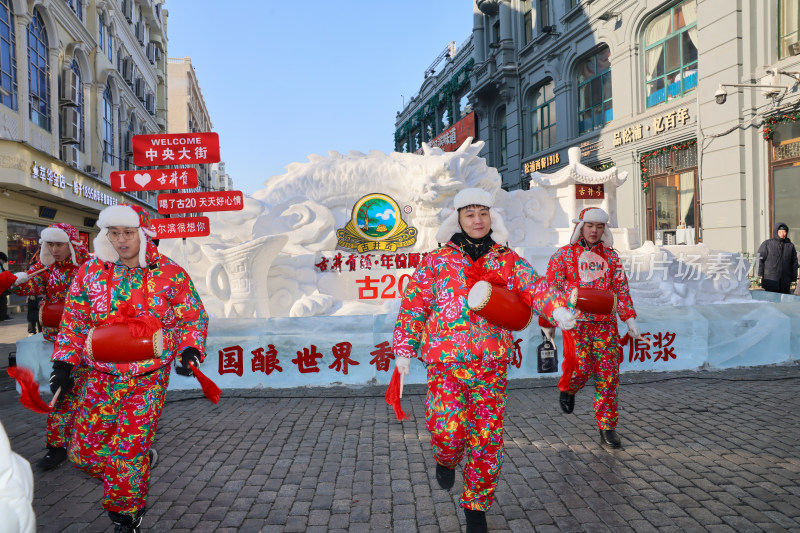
<box><xmin>393</xmin><ymin>241</ymin><xmax>567</xmax><ymax>365</ymax></box>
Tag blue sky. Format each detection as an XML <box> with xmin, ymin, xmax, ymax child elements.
<box><xmin>165</xmin><ymin>1</ymin><xmax>474</xmax><ymax>195</ymax></box>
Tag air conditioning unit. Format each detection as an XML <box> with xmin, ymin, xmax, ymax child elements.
<box><xmin>146</xmin><ymin>42</ymin><xmax>157</xmax><ymax>64</ymax></box>
<box><xmin>59</xmin><ymin>107</ymin><xmax>80</xmax><ymax>144</ymax></box>
<box><xmin>84</xmin><ymin>165</ymin><xmax>98</xmax><ymax>175</ymax></box>
<box><xmin>122</xmin><ymin>58</ymin><xmax>134</xmax><ymax>84</ymax></box>
<box><xmin>154</xmin><ymin>47</ymin><xmax>162</xmax><ymax>63</ymax></box>
<box><xmin>145</xmin><ymin>93</ymin><xmax>156</xmax><ymax>115</ymax></box>
<box><xmin>789</xmin><ymin>41</ymin><xmax>800</xmax><ymax>56</ymax></box>
<box><xmin>59</xmin><ymin>68</ymin><xmax>79</xmax><ymax>106</ymax></box>
<box><xmin>60</xmin><ymin>144</ymin><xmax>79</xmax><ymax>167</ymax></box>
<box><xmin>124</xmin><ymin>131</ymin><xmax>134</xmax><ymax>154</ymax></box>
<box><xmin>135</xmin><ymin>22</ymin><xmax>145</xmax><ymax>45</ymax></box>
<box><xmin>134</xmin><ymin>78</ymin><xmax>146</xmax><ymax>100</ymax></box>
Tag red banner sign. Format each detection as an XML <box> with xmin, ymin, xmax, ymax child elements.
<box><xmin>110</xmin><ymin>168</ymin><xmax>199</xmax><ymax>192</ymax></box>
<box><xmin>575</xmin><ymin>184</ymin><xmax>605</xmax><ymax>199</ymax></box>
<box><xmin>157</xmin><ymin>191</ymin><xmax>244</xmax><ymax>214</ymax></box>
<box><xmin>133</xmin><ymin>132</ymin><xmax>220</xmax><ymax>166</ymax></box>
<box><xmin>414</xmin><ymin>112</ymin><xmax>476</xmax><ymax>154</ymax></box>
<box><xmin>151</xmin><ymin>216</ymin><xmax>211</xmax><ymax>239</ymax></box>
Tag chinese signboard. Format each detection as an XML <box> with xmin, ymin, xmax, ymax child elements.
<box><xmin>575</xmin><ymin>184</ymin><xmax>605</xmax><ymax>199</ymax></box>
<box><xmin>110</xmin><ymin>168</ymin><xmax>199</xmax><ymax>192</ymax></box>
<box><xmin>151</xmin><ymin>216</ymin><xmax>211</xmax><ymax>239</ymax></box>
<box><xmin>524</xmin><ymin>152</ymin><xmax>561</xmax><ymax>174</ymax></box>
<box><xmin>156</xmin><ymin>191</ymin><xmax>244</xmax><ymax>214</ymax></box>
<box><xmin>414</xmin><ymin>112</ymin><xmax>476</xmax><ymax>154</ymax></box>
<box><xmin>613</xmin><ymin>107</ymin><xmax>691</xmax><ymax>147</ymax></box>
<box><xmin>133</xmin><ymin>132</ymin><xmax>220</xmax><ymax>166</ymax></box>
<box><xmin>30</xmin><ymin>162</ymin><xmax>118</xmax><ymax>206</ymax></box>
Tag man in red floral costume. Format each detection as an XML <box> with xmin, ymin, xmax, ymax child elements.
<box><xmin>540</xmin><ymin>207</ymin><xmax>643</xmax><ymax>449</ymax></box>
<box><xmin>393</xmin><ymin>188</ymin><xmax>577</xmax><ymax>533</ymax></box>
<box><xmin>51</xmin><ymin>204</ymin><xmax>208</xmax><ymax>533</ymax></box>
<box><xmin>8</xmin><ymin>223</ymin><xmax>89</xmax><ymax>470</ymax></box>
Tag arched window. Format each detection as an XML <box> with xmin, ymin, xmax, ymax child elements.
<box><xmin>70</xmin><ymin>60</ymin><xmax>84</xmax><ymax>151</ymax></box>
<box><xmin>528</xmin><ymin>80</ymin><xmax>556</xmax><ymax>155</ymax></box>
<box><xmin>103</xmin><ymin>83</ymin><xmax>114</xmax><ymax>165</ymax></box>
<box><xmin>644</xmin><ymin>0</ymin><xmax>697</xmax><ymax>108</ymax></box>
<box><xmin>27</xmin><ymin>10</ymin><xmax>50</xmax><ymax>131</ymax></box>
<box><xmin>66</xmin><ymin>0</ymin><xmax>82</xmax><ymax>21</ymax></box>
<box><xmin>577</xmin><ymin>46</ymin><xmax>612</xmax><ymax>134</ymax></box>
<box><xmin>0</xmin><ymin>0</ymin><xmax>16</xmax><ymax>110</ymax></box>
<box><xmin>496</xmin><ymin>107</ymin><xmax>507</xmax><ymax>167</ymax></box>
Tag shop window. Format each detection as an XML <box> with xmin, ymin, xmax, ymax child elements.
<box><xmin>528</xmin><ymin>80</ymin><xmax>556</xmax><ymax>154</ymax></box>
<box><xmin>644</xmin><ymin>143</ymin><xmax>700</xmax><ymax>245</ymax></box>
<box><xmin>780</xmin><ymin>0</ymin><xmax>800</xmax><ymax>59</ymax></box>
<box><xmin>577</xmin><ymin>46</ymin><xmax>612</xmax><ymax>134</ymax></box>
<box><xmin>644</xmin><ymin>0</ymin><xmax>697</xmax><ymax>108</ymax></box>
<box><xmin>496</xmin><ymin>107</ymin><xmax>507</xmax><ymax>168</ymax></box>
<box><xmin>103</xmin><ymin>82</ymin><xmax>114</xmax><ymax>165</ymax></box>
<box><xmin>6</xmin><ymin>220</ymin><xmax>48</xmax><ymax>272</ymax></box>
<box><xmin>770</xmin><ymin>121</ymin><xmax>800</xmax><ymax>231</ymax></box>
<box><xmin>27</xmin><ymin>10</ymin><xmax>50</xmax><ymax>131</ymax></box>
<box><xmin>0</xmin><ymin>0</ymin><xmax>16</xmax><ymax>110</ymax></box>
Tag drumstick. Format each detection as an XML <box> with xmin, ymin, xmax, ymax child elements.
<box><xmin>26</xmin><ymin>267</ymin><xmax>48</xmax><ymax>278</ymax></box>
<box><xmin>49</xmin><ymin>387</ymin><xmax>61</xmax><ymax>407</ymax></box>
<box><xmin>399</xmin><ymin>372</ymin><xmax>405</xmax><ymax>399</ymax></box>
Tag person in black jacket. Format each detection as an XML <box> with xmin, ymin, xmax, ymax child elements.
<box><xmin>757</xmin><ymin>222</ymin><xmax>799</xmax><ymax>294</ymax></box>
<box><xmin>0</xmin><ymin>251</ymin><xmax>10</xmax><ymax>320</ymax></box>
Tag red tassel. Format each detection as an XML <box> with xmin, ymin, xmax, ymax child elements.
<box><xmin>384</xmin><ymin>368</ymin><xmax>409</xmax><ymax>421</ymax></box>
<box><xmin>7</xmin><ymin>367</ymin><xmax>51</xmax><ymax>414</ymax></box>
<box><xmin>189</xmin><ymin>362</ymin><xmax>221</xmax><ymax>404</ymax></box>
<box><xmin>0</xmin><ymin>270</ymin><xmax>16</xmax><ymax>294</ymax></box>
<box><xmin>557</xmin><ymin>329</ymin><xmax>576</xmax><ymax>391</ymax></box>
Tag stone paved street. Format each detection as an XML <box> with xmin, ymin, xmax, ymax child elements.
<box><xmin>2</xmin><ymin>316</ymin><xmax>800</xmax><ymax>532</ymax></box>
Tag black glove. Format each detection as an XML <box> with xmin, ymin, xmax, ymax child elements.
<box><xmin>175</xmin><ymin>347</ymin><xmax>202</xmax><ymax>376</ymax></box>
<box><xmin>50</xmin><ymin>361</ymin><xmax>74</xmax><ymax>395</ymax></box>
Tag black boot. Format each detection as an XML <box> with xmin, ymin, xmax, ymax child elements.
<box><xmin>108</xmin><ymin>509</ymin><xmax>144</xmax><ymax>533</ymax></box>
<box><xmin>559</xmin><ymin>391</ymin><xmax>575</xmax><ymax>414</ymax></box>
<box><xmin>435</xmin><ymin>462</ymin><xmax>455</xmax><ymax>490</ymax></box>
<box><xmin>36</xmin><ymin>446</ymin><xmax>67</xmax><ymax>471</ymax></box>
<box><xmin>148</xmin><ymin>447</ymin><xmax>158</xmax><ymax>469</ymax></box>
<box><xmin>599</xmin><ymin>429</ymin><xmax>622</xmax><ymax>449</ymax></box>
<box><xmin>464</xmin><ymin>508</ymin><xmax>488</xmax><ymax>533</ymax></box>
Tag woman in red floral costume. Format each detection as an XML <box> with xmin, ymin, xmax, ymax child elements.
<box><xmin>392</xmin><ymin>188</ymin><xmax>577</xmax><ymax>533</ymax></box>
<box><xmin>8</xmin><ymin>223</ymin><xmax>89</xmax><ymax>471</ymax></box>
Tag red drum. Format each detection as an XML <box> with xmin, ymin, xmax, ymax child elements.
<box><xmin>39</xmin><ymin>302</ymin><xmax>65</xmax><ymax>328</ymax></box>
<box><xmin>467</xmin><ymin>280</ymin><xmax>533</xmax><ymax>331</ymax></box>
<box><xmin>86</xmin><ymin>323</ymin><xmax>164</xmax><ymax>363</ymax></box>
<box><xmin>569</xmin><ymin>287</ymin><xmax>617</xmax><ymax>315</ymax></box>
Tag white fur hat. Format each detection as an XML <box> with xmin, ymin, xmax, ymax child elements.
<box><xmin>93</xmin><ymin>204</ymin><xmax>157</xmax><ymax>268</ymax></box>
<box><xmin>435</xmin><ymin>187</ymin><xmax>509</xmax><ymax>244</ymax></box>
<box><xmin>39</xmin><ymin>223</ymin><xmax>84</xmax><ymax>266</ymax></box>
<box><xmin>570</xmin><ymin>207</ymin><xmax>613</xmax><ymax>246</ymax></box>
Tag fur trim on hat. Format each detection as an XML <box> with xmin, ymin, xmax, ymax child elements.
<box><xmin>569</xmin><ymin>207</ymin><xmax>613</xmax><ymax>246</ymax></box>
<box><xmin>93</xmin><ymin>204</ymin><xmax>155</xmax><ymax>268</ymax></box>
<box><xmin>435</xmin><ymin>188</ymin><xmax>509</xmax><ymax>245</ymax></box>
<box><xmin>39</xmin><ymin>224</ymin><xmax>81</xmax><ymax>266</ymax></box>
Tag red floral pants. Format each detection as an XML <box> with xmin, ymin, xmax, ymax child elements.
<box><xmin>68</xmin><ymin>366</ymin><xmax>169</xmax><ymax>515</ymax></box>
<box><xmin>426</xmin><ymin>362</ymin><xmax>507</xmax><ymax>511</ymax></box>
<box><xmin>46</xmin><ymin>364</ymin><xmax>88</xmax><ymax>448</ymax></box>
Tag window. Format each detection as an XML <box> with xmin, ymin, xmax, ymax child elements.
<box><xmin>644</xmin><ymin>143</ymin><xmax>700</xmax><ymax>244</ymax></box>
<box><xmin>410</xmin><ymin>127</ymin><xmax>421</xmax><ymax>152</ymax></box>
<box><xmin>523</xmin><ymin>1</ymin><xmax>533</xmax><ymax>44</ymax></box>
<box><xmin>644</xmin><ymin>0</ymin><xmax>697</xmax><ymax>108</ymax></box>
<box><xmin>0</xmin><ymin>0</ymin><xmax>16</xmax><ymax>110</ymax></box>
<box><xmin>27</xmin><ymin>10</ymin><xmax>50</xmax><ymax>131</ymax></box>
<box><xmin>103</xmin><ymin>82</ymin><xmax>114</xmax><ymax>165</ymax></box>
<box><xmin>538</xmin><ymin>0</ymin><xmax>551</xmax><ymax>32</ymax></box>
<box><xmin>496</xmin><ymin>107</ymin><xmax>507</xmax><ymax>167</ymax></box>
<box><xmin>423</xmin><ymin>118</ymin><xmax>434</xmax><ymax>142</ymax></box>
<box><xmin>70</xmin><ymin>60</ymin><xmax>84</xmax><ymax>152</ymax></box>
<box><xmin>528</xmin><ymin>80</ymin><xmax>556</xmax><ymax>154</ymax></box>
<box><xmin>455</xmin><ymin>86</ymin><xmax>472</xmax><ymax>121</ymax></box>
<box><xmin>780</xmin><ymin>0</ymin><xmax>800</xmax><ymax>59</ymax></box>
<box><xmin>577</xmin><ymin>46</ymin><xmax>612</xmax><ymax>134</ymax></box>
<box><xmin>437</xmin><ymin>102</ymin><xmax>451</xmax><ymax>133</ymax></box>
<box><xmin>66</xmin><ymin>0</ymin><xmax>82</xmax><ymax>21</ymax></box>
<box><xmin>107</xmin><ymin>32</ymin><xmax>113</xmax><ymax>62</ymax></box>
<box><xmin>567</xmin><ymin>0</ymin><xmax>580</xmax><ymax>9</ymax></box>
<box><xmin>98</xmin><ymin>14</ymin><xmax>105</xmax><ymax>51</ymax></box>
<box><xmin>769</xmin><ymin>121</ymin><xmax>800</xmax><ymax>232</ymax></box>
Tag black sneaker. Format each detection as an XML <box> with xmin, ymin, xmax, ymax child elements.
<box><xmin>464</xmin><ymin>508</ymin><xmax>488</xmax><ymax>533</ymax></box>
<box><xmin>109</xmin><ymin>509</ymin><xmax>144</xmax><ymax>533</ymax></box>
<box><xmin>36</xmin><ymin>446</ymin><xmax>67</xmax><ymax>471</ymax></box>
<box><xmin>435</xmin><ymin>462</ymin><xmax>455</xmax><ymax>490</ymax></box>
<box><xmin>148</xmin><ymin>448</ymin><xmax>158</xmax><ymax>469</ymax></box>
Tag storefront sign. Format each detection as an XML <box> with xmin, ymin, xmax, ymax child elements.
<box><xmin>133</xmin><ymin>132</ymin><xmax>220</xmax><ymax>166</ymax></box>
<box><xmin>151</xmin><ymin>216</ymin><xmax>211</xmax><ymax>239</ymax></box>
<box><xmin>30</xmin><ymin>162</ymin><xmax>118</xmax><ymax>206</ymax></box>
<box><xmin>613</xmin><ymin>124</ymin><xmax>644</xmax><ymax>147</ymax></box>
<box><xmin>336</xmin><ymin>194</ymin><xmax>417</xmax><ymax>252</ymax></box>
<box><xmin>581</xmin><ymin>140</ymin><xmax>603</xmax><ymax>157</ymax></box>
<box><xmin>523</xmin><ymin>152</ymin><xmax>561</xmax><ymax>174</ymax></box>
<box><xmin>575</xmin><ymin>184</ymin><xmax>605</xmax><ymax>199</ymax></box>
<box><xmin>613</xmin><ymin>107</ymin><xmax>691</xmax><ymax>147</ymax></box>
<box><xmin>414</xmin><ymin>112</ymin><xmax>476</xmax><ymax>154</ymax></box>
<box><xmin>156</xmin><ymin>191</ymin><xmax>244</xmax><ymax>214</ymax></box>
<box><xmin>110</xmin><ymin>168</ymin><xmax>199</xmax><ymax>192</ymax></box>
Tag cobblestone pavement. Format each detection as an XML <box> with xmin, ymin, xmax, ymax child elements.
<box><xmin>2</xmin><ymin>317</ymin><xmax>800</xmax><ymax>532</ymax></box>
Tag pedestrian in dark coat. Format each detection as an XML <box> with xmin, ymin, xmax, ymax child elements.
<box><xmin>757</xmin><ymin>222</ymin><xmax>799</xmax><ymax>294</ymax></box>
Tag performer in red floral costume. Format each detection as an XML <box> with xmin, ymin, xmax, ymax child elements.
<box><xmin>8</xmin><ymin>223</ymin><xmax>89</xmax><ymax>470</ymax></box>
<box><xmin>392</xmin><ymin>188</ymin><xmax>577</xmax><ymax>533</ymax></box>
<box><xmin>51</xmin><ymin>204</ymin><xmax>208</xmax><ymax>533</ymax></box>
<box><xmin>540</xmin><ymin>207</ymin><xmax>643</xmax><ymax>449</ymax></box>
